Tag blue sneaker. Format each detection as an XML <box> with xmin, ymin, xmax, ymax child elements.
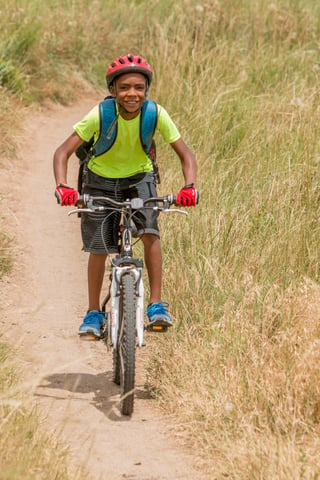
<box><xmin>146</xmin><ymin>302</ymin><xmax>172</xmax><ymax>327</ymax></box>
<box><xmin>78</xmin><ymin>310</ymin><xmax>104</xmax><ymax>338</ymax></box>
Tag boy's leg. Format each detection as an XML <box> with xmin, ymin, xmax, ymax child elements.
<box><xmin>125</xmin><ymin>173</ymin><xmax>172</xmax><ymax>325</ymax></box>
<box><xmin>87</xmin><ymin>253</ymin><xmax>108</xmax><ymax>311</ymax></box>
<box><xmin>79</xmin><ymin>170</ymin><xmax>121</xmax><ymax>337</ymax></box>
<box><xmin>141</xmin><ymin>233</ymin><xmax>162</xmax><ymax>304</ymax></box>
<box><xmin>141</xmin><ymin>233</ymin><xmax>172</xmax><ymax>326</ymax></box>
<box><xmin>78</xmin><ymin>253</ymin><xmax>107</xmax><ymax>337</ymax></box>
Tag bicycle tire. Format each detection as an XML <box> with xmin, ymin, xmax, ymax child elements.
<box><xmin>112</xmin><ymin>344</ymin><xmax>121</xmax><ymax>385</ymax></box>
<box><xmin>112</xmin><ymin>280</ymin><xmax>123</xmax><ymax>386</ymax></box>
<box><xmin>119</xmin><ymin>272</ymin><xmax>136</xmax><ymax>416</ymax></box>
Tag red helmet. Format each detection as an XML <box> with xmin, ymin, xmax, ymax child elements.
<box><xmin>106</xmin><ymin>53</ymin><xmax>153</xmax><ymax>88</ymax></box>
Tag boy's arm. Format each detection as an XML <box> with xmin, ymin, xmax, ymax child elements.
<box><xmin>170</xmin><ymin>138</ymin><xmax>197</xmax><ymax>186</ymax></box>
<box><xmin>53</xmin><ymin>131</ymin><xmax>84</xmax><ymax>206</ymax></box>
<box><xmin>53</xmin><ymin>131</ymin><xmax>84</xmax><ymax>186</ymax></box>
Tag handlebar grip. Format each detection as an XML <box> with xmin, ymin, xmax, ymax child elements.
<box><xmin>76</xmin><ymin>193</ymin><xmax>89</xmax><ymax>207</ymax></box>
<box><xmin>166</xmin><ymin>194</ymin><xmax>176</xmax><ymax>205</ymax></box>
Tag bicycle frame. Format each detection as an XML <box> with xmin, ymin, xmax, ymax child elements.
<box><xmin>68</xmin><ymin>193</ymin><xmax>187</xmax><ymax>415</ymax></box>
<box><xmin>107</xmin><ymin>256</ymin><xmax>145</xmax><ymax>348</ymax></box>
<box><xmin>70</xmin><ymin>194</ymin><xmax>185</xmax><ymax>338</ymax></box>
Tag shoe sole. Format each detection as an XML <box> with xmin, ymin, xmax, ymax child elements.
<box><xmin>148</xmin><ymin>318</ymin><xmax>173</xmax><ymax>327</ymax></box>
<box><xmin>78</xmin><ymin>329</ymin><xmax>102</xmax><ymax>339</ymax></box>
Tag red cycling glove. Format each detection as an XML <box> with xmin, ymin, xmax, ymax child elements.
<box><xmin>55</xmin><ymin>184</ymin><xmax>79</xmax><ymax>206</ymax></box>
<box><xmin>176</xmin><ymin>184</ymin><xmax>199</xmax><ymax>207</ymax></box>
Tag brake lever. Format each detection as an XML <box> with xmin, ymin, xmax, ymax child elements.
<box><xmin>160</xmin><ymin>208</ymin><xmax>189</xmax><ymax>216</ymax></box>
<box><xmin>68</xmin><ymin>208</ymin><xmax>93</xmax><ymax>216</ymax></box>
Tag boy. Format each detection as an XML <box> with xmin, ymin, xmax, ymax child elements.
<box><xmin>53</xmin><ymin>53</ymin><xmax>197</xmax><ymax>338</ymax></box>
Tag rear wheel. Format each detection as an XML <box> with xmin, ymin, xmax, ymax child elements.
<box><xmin>119</xmin><ymin>272</ymin><xmax>136</xmax><ymax>416</ymax></box>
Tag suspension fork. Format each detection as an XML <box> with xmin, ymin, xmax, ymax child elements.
<box><xmin>135</xmin><ymin>267</ymin><xmax>144</xmax><ymax>347</ymax></box>
<box><xmin>109</xmin><ymin>265</ymin><xmax>145</xmax><ymax>348</ymax></box>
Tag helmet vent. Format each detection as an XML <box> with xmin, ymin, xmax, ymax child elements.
<box><xmin>106</xmin><ymin>54</ymin><xmax>153</xmax><ymax>87</ymax></box>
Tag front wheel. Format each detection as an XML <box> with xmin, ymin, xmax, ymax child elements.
<box><xmin>112</xmin><ymin>345</ymin><xmax>121</xmax><ymax>385</ymax></box>
<box><xmin>119</xmin><ymin>272</ymin><xmax>136</xmax><ymax>416</ymax></box>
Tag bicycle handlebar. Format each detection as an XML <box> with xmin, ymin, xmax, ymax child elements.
<box><xmin>80</xmin><ymin>193</ymin><xmax>176</xmax><ymax>207</ymax></box>
<box><xmin>68</xmin><ymin>194</ymin><xmax>189</xmax><ymax>216</ymax></box>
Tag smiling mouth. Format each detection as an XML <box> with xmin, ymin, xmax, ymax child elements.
<box><xmin>124</xmin><ymin>101</ymin><xmax>141</xmax><ymax>110</ymax></box>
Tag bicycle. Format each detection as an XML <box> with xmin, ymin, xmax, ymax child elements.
<box><xmin>68</xmin><ymin>193</ymin><xmax>188</xmax><ymax>416</ymax></box>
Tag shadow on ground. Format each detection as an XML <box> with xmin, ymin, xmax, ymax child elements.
<box><xmin>36</xmin><ymin>371</ymin><xmax>152</xmax><ymax>421</ymax></box>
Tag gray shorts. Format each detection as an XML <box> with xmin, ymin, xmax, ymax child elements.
<box><xmin>81</xmin><ymin>168</ymin><xmax>159</xmax><ymax>254</ymax></box>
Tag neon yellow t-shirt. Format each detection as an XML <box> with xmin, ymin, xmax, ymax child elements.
<box><xmin>73</xmin><ymin>102</ymin><xmax>181</xmax><ymax>178</ymax></box>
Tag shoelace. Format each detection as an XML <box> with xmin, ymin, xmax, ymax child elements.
<box><xmin>147</xmin><ymin>302</ymin><xmax>170</xmax><ymax>315</ymax></box>
<box><xmin>83</xmin><ymin>311</ymin><xmax>103</xmax><ymax>324</ymax></box>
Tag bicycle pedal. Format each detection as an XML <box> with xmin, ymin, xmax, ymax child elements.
<box><xmin>145</xmin><ymin>324</ymin><xmax>168</xmax><ymax>333</ymax></box>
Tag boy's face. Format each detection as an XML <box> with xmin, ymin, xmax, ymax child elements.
<box><xmin>110</xmin><ymin>72</ymin><xmax>147</xmax><ymax>116</ymax></box>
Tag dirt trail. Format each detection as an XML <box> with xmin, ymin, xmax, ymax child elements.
<box><xmin>0</xmin><ymin>92</ymin><xmax>202</xmax><ymax>480</ymax></box>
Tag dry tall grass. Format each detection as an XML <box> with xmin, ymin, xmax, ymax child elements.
<box><xmin>1</xmin><ymin>0</ymin><xmax>320</xmax><ymax>478</ymax></box>
<box><xmin>146</xmin><ymin>1</ymin><xmax>320</xmax><ymax>478</ymax></box>
<box><xmin>0</xmin><ymin>343</ymin><xmax>78</xmax><ymax>479</ymax></box>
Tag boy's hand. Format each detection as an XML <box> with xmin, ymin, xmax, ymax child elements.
<box><xmin>176</xmin><ymin>184</ymin><xmax>199</xmax><ymax>207</ymax></box>
<box><xmin>55</xmin><ymin>184</ymin><xmax>79</xmax><ymax>206</ymax></box>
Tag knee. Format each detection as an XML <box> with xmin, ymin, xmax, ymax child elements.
<box><xmin>141</xmin><ymin>233</ymin><xmax>159</xmax><ymax>247</ymax></box>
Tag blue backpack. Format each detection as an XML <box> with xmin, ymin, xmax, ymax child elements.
<box><xmin>76</xmin><ymin>97</ymin><xmax>160</xmax><ymax>192</ymax></box>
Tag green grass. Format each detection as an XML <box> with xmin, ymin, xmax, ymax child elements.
<box><xmin>1</xmin><ymin>0</ymin><xmax>320</xmax><ymax>478</ymax></box>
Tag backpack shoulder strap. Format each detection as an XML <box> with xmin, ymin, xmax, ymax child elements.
<box><xmin>140</xmin><ymin>100</ymin><xmax>158</xmax><ymax>155</ymax></box>
<box><xmin>92</xmin><ymin>96</ymin><xmax>117</xmax><ymax>157</ymax></box>
<box><xmin>92</xmin><ymin>98</ymin><xmax>158</xmax><ymax>158</ymax></box>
